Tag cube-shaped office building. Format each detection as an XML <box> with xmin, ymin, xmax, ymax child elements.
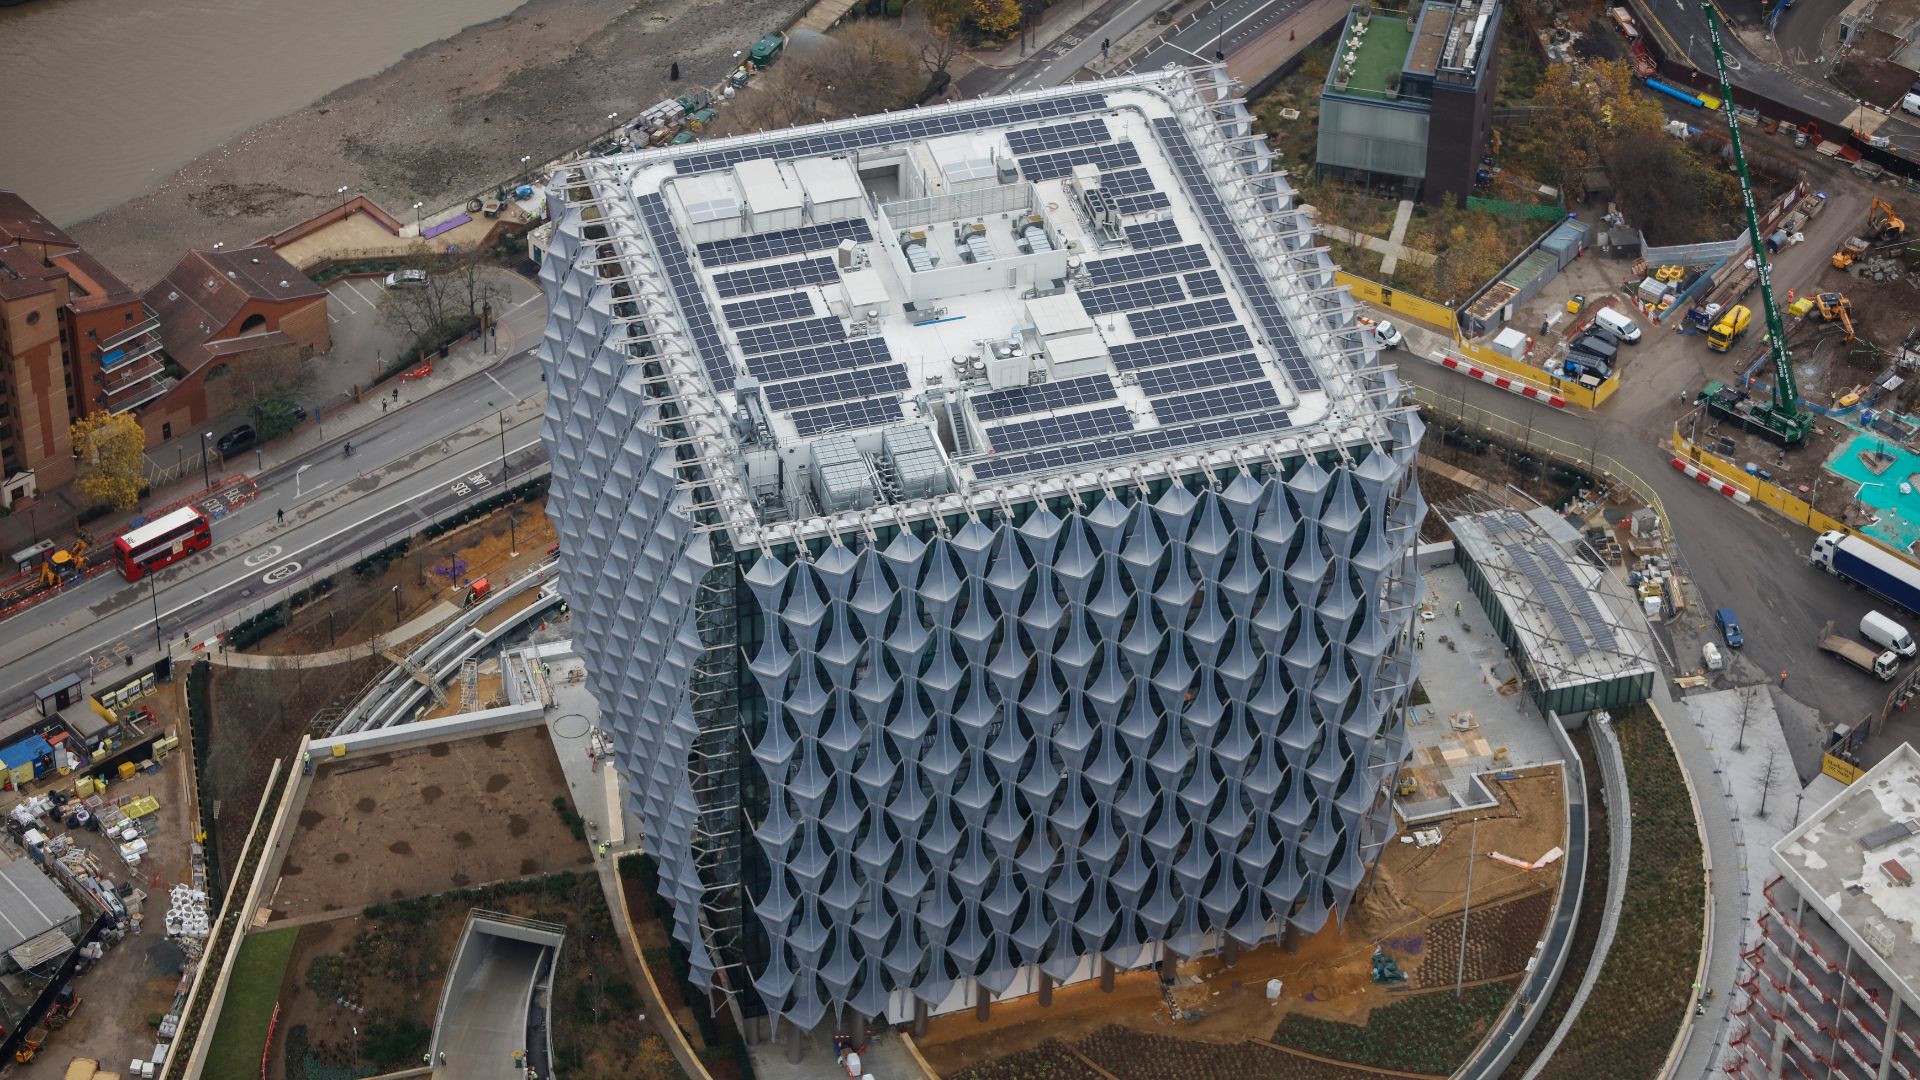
<box><xmin>538</xmin><ymin>68</ymin><xmax>1425</xmax><ymax>1033</ymax></box>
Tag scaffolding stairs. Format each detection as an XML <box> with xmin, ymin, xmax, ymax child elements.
<box><xmin>460</xmin><ymin>658</ymin><xmax>479</xmax><ymax>712</ymax></box>
<box><xmin>383</xmin><ymin>648</ymin><xmax>449</xmax><ymax>706</ymax></box>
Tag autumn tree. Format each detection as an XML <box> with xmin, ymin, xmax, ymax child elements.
<box><xmin>70</xmin><ymin>411</ymin><xmax>146</xmax><ymax>511</ymax></box>
<box><xmin>714</xmin><ymin>26</ymin><xmax>923</xmax><ymax>135</ymax></box>
<box><xmin>1530</xmin><ymin>59</ymin><xmax>1665</xmax><ymax>177</ymax></box>
<box><xmin>970</xmin><ymin>0</ymin><xmax>1021</xmax><ymax>40</ymax></box>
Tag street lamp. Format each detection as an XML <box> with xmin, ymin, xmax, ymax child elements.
<box><xmin>509</xmin><ymin>512</ymin><xmax>519</xmax><ymax>557</ymax></box>
<box><xmin>391</xmin><ymin>584</ymin><xmax>401</xmax><ymax>624</ymax></box>
<box><xmin>211</xmin><ymin>242</ymin><xmax>224</xmax><ymax>252</ymax></box>
<box><xmin>607</xmin><ymin>112</ymin><xmax>619</xmax><ymax>123</ymax></box>
<box><xmin>149</xmin><ymin>575</ymin><xmax>164</xmax><ymax>655</ymax></box>
<box><xmin>491</xmin><ymin>402</ymin><xmax>510</xmax><ymax>485</ymax></box>
<box><xmin>412</xmin><ymin>201</ymin><xmax>424</xmax><ymax>231</ymax></box>
<box><xmin>336</xmin><ymin>185</ymin><xmax>350</xmax><ymax>210</ymax></box>
<box><xmin>200</xmin><ymin>432</ymin><xmax>213</xmax><ymax>490</ymax></box>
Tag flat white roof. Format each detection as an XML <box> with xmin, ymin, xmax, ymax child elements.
<box><xmin>1774</xmin><ymin>742</ymin><xmax>1920</xmax><ymax>1012</ymax></box>
<box><xmin>735</xmin><ymin>159</ymin><xmax>801</xmax><ymax>214</ymax></box>
<box><xmin>567</xmin><ymin>72</ymin><xmax>1400</xmax><ymax>543</ymax></box>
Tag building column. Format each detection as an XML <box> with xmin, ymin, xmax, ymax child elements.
<box><xmin>974</xmin><ymin>980</ymin><xmax>991</xmax><ymax>1022</ymax></box>
<box><xmin>1283</xmin><ymin>923</ymin><xmax>1303</xmax><ymax>954</ymax></box>
<box><xmin>1100</xmin><ymin>959</ymin><xmax>1115</xmax><ymax>993</ymax></box>
<box><xmin>1879</xmin><ymin>995</ymin><xmax>1902</xmax><ymax>1080</ymax></box>
<box><xmin>851</xmin><ymin>1010</ymin><xmax>867</xmax><ymax>1045</ymax></box>
<box><xmin>913</xmin><ymin>999</ymin><xmax>929</xmax><ymax>1037</ymax></box>
<box><xmin>1038</xmin><ymin>972</ymin><xmax>1053</xmax><ymax>1007</ymax></box>
<box><xmin>1223</xmin><ymin>940</ymin><xmax>1240</xmax><ymax>967</ymax></box>
<box><xmin>785</xmin><ymin>1021</ymin><xmax>804</xmax><ymax>1064</ymax></box>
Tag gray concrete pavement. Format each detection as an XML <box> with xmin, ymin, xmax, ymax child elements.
<box><xmin>432</xmin><ymin>934</ymin><xmax>550</xmax><ymax>1080</ymax></box>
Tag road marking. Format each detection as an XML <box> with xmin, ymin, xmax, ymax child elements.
<box><xmin>511</xmin><ymin>293</ymin><xmax>541</xmax><ymax>311</ymax></box>
<box><xmin>262</xmin><ymin>562</ymin><xmax>301</xmax><ymax>585</ymax></box>
<box><xmin>243</xmin><ymin>546</ymin><xmax>284</xmax><ymax>568</ymax></box>
<box><xmin>487</xmin><ymin>371</ymin><xmax>510</xmax><ymax>395</ymax></box>
<box><xmin>346</xmin><ymin>280</ymin><xmax>380</xmax><ymax>309</ymax></box>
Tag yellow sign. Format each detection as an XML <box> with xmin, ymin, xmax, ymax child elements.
<box><xmin>1822</xmin><ymin>753</ymin><xmax>1865</xmax><ymax>785</ymax></box>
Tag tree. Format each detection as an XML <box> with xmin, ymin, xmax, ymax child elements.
<box><xmin>215</xmin><ymin>344</ymin><xmax>316</xmax><ymax>440</ymax></box>
<box><xmin>70</xmin><ymin>411</ymin><xmax>146</xmax><ymax>511</ymax></box>
<box><xmin>922</xmin><ymin>0</ymin><xmax>968</xmax><ymax>34</ymax></box>
<box><xmin>379</xmin><ymin>244</ymin><xmax>490</xmax><ymax>363</ymax></box>
<box><xmin>1530</xmin><ymin>59</ymin><xmax>1665</xmax><ymax>174</ymax></box>
<box><xmin>712</xmin><ymin>26</ymin><xmax>923</xmax><ymax>136</ymax></box>
<box><xmin>970</xmin><ymin>0</ymin><xmax>1021</xmax><ymax>39</ymax></box>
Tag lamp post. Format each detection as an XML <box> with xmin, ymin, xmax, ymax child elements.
<box><xmin>328</xmin><ymin>609</ymin><xmax>337</xmax><ymax>647</ymax></box>
<box><xmin>391</xmin><ymin>584</ymin><xmax>401</xmax><ymax>625</ymax></box>
<box><xmin>412</xmin><ymin>201</ymin><xmax>424</xmax><ymax>232</ymax></box>
<box><xmin>149</xmin><ymin>575</ymin><xmax>164</xmax><ymax>654</ymax></box>
<box><xmin>200</xmin><ymin>432</ymin><xmax>213</xmax><ymax>490</ymax></box>
<box><xmin>509</xmin><ymin>513</ymin><xmax>519</xmax><ymax>557</ymax></box>
<box><xmin>336</xmin><ymin>185</ymin><xmax>350</xmax><ymax>210</ymax></box>
<box><xmin>211</xmin><ymin>241</ymin><xmax>224</xmax><ymax>253</ymax></box>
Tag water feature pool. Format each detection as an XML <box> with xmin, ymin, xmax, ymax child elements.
<box><xmin>1827</xmin><ymin>432</ymin><xmax>1920</xmax><ymax>553</ymax></box>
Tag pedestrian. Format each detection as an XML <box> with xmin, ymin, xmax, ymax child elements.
<box><xmin>1401</xmin><ymin>628</ymin><xmax>1408</xmax><ymax>645</ymax></box>
<box><xmin>670</xmin><ymin>61</ymin><xmax>680</xmax><ymax>81</ymax></box>
<box><xmin>1416</xmin><ymin>631</ymin><xmax>1425</xmax><ymax>650</ymax></box>
<box><xmin>1780</xmin><ymin>670</ymin><xmax>1788</xmax><ymax>687</ymax></box>
<box><xmin>382</xmin><ymin>400</ymin><xmax>389</xmax><ymax>414</ymax></box>
<box><xmin>277</xmin><ymin>508</ymin><xmax>284</xmax><ymax>525</ymax></box>
<box><xmin>1454</xmin><ymin>600</ymin><xmax>1461</xmax><ymax>616</ymax></box>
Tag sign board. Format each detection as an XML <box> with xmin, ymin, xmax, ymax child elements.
<box><xmin>1822</xmin><ymin>753</ymin><xmax>1866</xmax><ymax>786</ymax></box>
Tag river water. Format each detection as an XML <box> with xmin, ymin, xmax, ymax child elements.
<box><xmin>0</xmin><ymin>0</ymin><xmax>528</xmax><ymax>226</ymax></box>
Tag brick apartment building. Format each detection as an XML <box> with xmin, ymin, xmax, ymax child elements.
<box><xmin>141</xmin><ymin>246</ymin><xmax>329</xmax><ymax>444</ymax></box>
<box><xmin>0</xmin><ymin>191</ymin><xmax>329</xmax><ymax>509</ymax></box>
<box><xmin>0</xmin><ymin>192</ymin><xmax>167</xmax><ymax>505</ymax></box>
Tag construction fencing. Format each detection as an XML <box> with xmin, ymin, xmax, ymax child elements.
<box><xmin>1335</xmin><ymin>272</ymin><xmax>1456</xmax><ymax>332</ymax></box>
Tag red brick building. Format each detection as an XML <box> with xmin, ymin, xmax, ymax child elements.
<box><xmin>141</xmin><ymin>247</ymin><xmax>329</xmax><ymax>443</ymax></box>
<box><xmin>0</xmin><ymin>192</ymin><xmax>167</xmax><ymax>505</ymax></box>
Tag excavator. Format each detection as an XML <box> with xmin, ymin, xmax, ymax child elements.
<box><xmin>1815</xmin><ymin>292</ymin><xmax>1856</xmax><ymax>344</ymax></box>
<box><xmin>1832</xmin><ymin>197</ymin><xmax>1907</xmax><ymax>268</ymax></box>
<box><xmin>34</xmin><ymin>536</ymin><xmax>89</xmax><ymax>589</ymax></box>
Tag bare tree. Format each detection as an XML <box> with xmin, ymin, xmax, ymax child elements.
<box><xmin>1755</xmin><ymin>746</ymin><xmax>1778</xmax><ymax>819</ymax></box>
<box><xmin>213</xmin><ymin>343</ymin><xmax>317</xmax><ymax>438</ymax></box>
<box><xmin>1735</xmin><ymin>685</ymin><xmax>1755</xmax><ymax>751</ymax></box>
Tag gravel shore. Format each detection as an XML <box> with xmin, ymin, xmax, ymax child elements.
<box><xmin>71</xmin><ymin>0</ymin><xmax>812</xmax><ymax>287</ymax></box>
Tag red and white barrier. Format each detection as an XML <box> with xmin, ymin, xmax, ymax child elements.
<box><xmin>1670</xmin><ymin>456</ymin><xmax>1754</xmax><ymax>504</ymax></box>
<box><xmin>1430</xmin><ymin>353</ymin><xmax>1569</xmax><ymax>409</ymax></box>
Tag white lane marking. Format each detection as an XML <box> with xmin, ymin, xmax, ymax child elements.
<box><xmin>262</xmin><ymin>562</ymin><xmax>301</xmax><ymax>584</ymax></box>
<box><xmin>511</xmin><ymin>293</ymin><xmax>541</xmax><ymax>311</ymax></box>
<box><xmin>243</xmin><ymin>545</ymin><xmax>284</xmax><ymax>568</ymax></box>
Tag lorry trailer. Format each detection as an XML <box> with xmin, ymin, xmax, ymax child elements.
<box><xmin>1811</xmin><ymin>531</ymin><xmax>1920</xmax><ymax>615</ymax></box>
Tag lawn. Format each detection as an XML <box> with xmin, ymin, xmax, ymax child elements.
<box><xmin>202</xmin><ymin>926</ymin><xmax>300</xmax><ymax>1077</ymax></box>
<box><xmin>1530</xmin><ymin>709</ymin><xmax>1703</xmax><ymax>1078</ymax></box>
<box><xmin>1270</xmin><ymin>982</ymin><xmax>1515</xmax><ymax>1074</ymax></box>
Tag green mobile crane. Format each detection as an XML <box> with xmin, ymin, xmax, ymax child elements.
<box><xmin>1694</xmin><ymin>1</ymin><xmax>1813</xmax><ymax>447</ymax></box>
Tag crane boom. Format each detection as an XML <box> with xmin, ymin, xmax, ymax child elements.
<box><xmin>1699</xmin><ymin>1</ymin><xmax>1810</xmax><ymax>445</ymax></box>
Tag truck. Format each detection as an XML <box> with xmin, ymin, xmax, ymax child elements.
<box><xmin>1817</xmin><ymin>623</ymin><xmax>1899</xmax><ymax>680</ymax></box>
<box><xmin>1811</xmin><ymin>530</ymin><xmax>1920</xmax><ymax>614</ymax></box>
<box><xmin>1687</xmin><ymin>265</ymin><xmax>1757</xmax><ymax>329</ymax></box>
<box><xmin>1707</xmin><ymin>304</ymin><xmax>1751</xmax><ymax>351</ymax></box>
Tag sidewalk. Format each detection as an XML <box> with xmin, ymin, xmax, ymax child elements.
<box><xmin>206</xmin><ymin>601</ymin><xmax>461</xmax><ymax>669</ymax></box>
<box><xmin>0</xmin><ymin>278</ymin><xmax>544</xmax><ymax>562</ymax></box>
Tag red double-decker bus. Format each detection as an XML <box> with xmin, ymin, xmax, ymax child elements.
<box><xmin>115</xmin><ymin>506</ymin><xmax>213</xmax><ymax>581</ymax></box>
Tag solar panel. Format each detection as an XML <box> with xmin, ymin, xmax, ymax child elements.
<box><xmin>1081</xmin><ymin>245</ymin><xmax>1210</xmax><ymax>286</ymax></box>
<box><xmin>744</xmin><ymin>337</ymin><xmax>893</xmax><ymax>382</ymax></box>
<box><xmin>1151</xmin><ymin>380</ymin><xmax>1282</xmax><ymax>424</ymax></box>
<box><xmin>1126</xmin><ymin>298</ymin><xmax>1235</xmax><ymax>338</ymax></box>
<box><xmin>988</xmin><ymin>406</ymin><xmax>1134</xmax><ymax>451</ymax></box>
<box><xmin>1548</xmin><ymin>552</ymin><xmax>1619</xmax><ymax>651</ymax></box>
<box><xmin>1184</xmin><ymin>270</ymin><xmax>1225</xmax><ymax>297</ymax></box>
<box><xmin>713</xmin><ymin>257</ymin><xmax>838</xmax><ymax>298</ymax></box>
<box><xmin>1018</xmin><ymin>141</ymin><xmax>1143</xmax><ymax>182</ymax></box>
<box><xmin>696</xmin><ymin>219</ymin><xmax>873</xmax><ymax>267</ymax></box>
<box><xmin>1096</xmin><ymin>168</ymin><xmax>1155</xmax><ymax>196</ymax></box>
<box><xmin>1113</xmin><ymin>192</ymin><xmax>1173</xmax><ymax>216</ymax></box>
<box><xmin>972</xmin><ymin>409</ymin><xmax>1292</xmax><ymax>481</ymax></box>
<box><xmin>1005</xmin><ymin>118</ymin><xmax>1112</xmax><ymax>156</ymax></box>
<box><xmin>790</xmin><ymin>396</ymin><xmax>905</xmax><ymax>436</ymax></box>
<box><xmin>1109</xmin><ymin>325</ymin><xmax>1254</xmax><ymax>370</ymax></box>
<box><xmin>1078</xmin><ymin>275</ymin><xmax>1186</xmax><ymax>316</ymax></box>
<box><xmin>635</xmin><ymin>193</ymin><xmax>732</xmax><ymax>388</ymax></box>
<box><xmin>972</xmin><ymin>374</ymin><xmax>1117</xmax><ymax>421</ymax></box>
<box><xmin>1133</xmin><ymin>353</ymin><xmax>1264</xmax><ymax>396</ymax></box>
<box><xmin>672</xmin><ymin>93</ymin><xmax>1109</xmax><ymax>175</ymax></box>
<box><xmin>735</xmin><ymin>317</ymin><xmax>845</xmax><ymax>356</ymax></box>
<box><xmin>722</xmin><ymin>291</ymin><xmax>815</xmax><ymax>327</ymax></box>
<box><xmin>1150</xmin><ymin>118</ymin><xmax>1320</xmax><ymax>392</ymax></box>
<box><xmin>764</xmin><ymin>364</ymin><xmax>910</xmax><ymax>411</ymax></box>
<box><xmin>1124</xmin><ymin>219</ymin><xmax>1183</xmax><ymax>250</ymax></box>
<box><xmin>1508</xmin><ymin>546</ymin><xmax>1591</xmax><ymax>657</ymax></box>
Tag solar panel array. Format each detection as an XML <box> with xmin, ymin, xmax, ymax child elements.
<box><xmin>1097</xmin><ymin>168</ymin><xmax>1156</xmax><ymax>196</ymax></box>
<box><xmin>1081</xmin><ymin>244</ymin><xmax>1211</xmax><ymax>286</ymax></box>
<box><xmin>1133</xmin><ymin>352</ymin><xmax>1264</xmax><ymax>396</ymax></box>
<box><xmin>763</xmin><ymin>364</ymin><xmax>911</xmax><ymax>411</ymax></box>
<box><xmin>673</xmin><ymin>93</ymin><xmax>1108</xmax><ymax>174</ymax></box>
<box><xmin>744</xmin><ymin>337</ymin><xmax>892</xmax><ymax>382</ymax></box>
<box><xmin>1508</xmin><ymin>545</ymin><xmax>1591</xmax><ymax>659</ymax></box>
<box><xmin>1151</xmin><ymin>380</ymin><xmax>1281</xmax><ymax>424</ymax></box>
<box><xmin>973</xmin><ymin>410</ymin><xmax>1292</xmax><ymax>481</ymax></box>
<box><xmin>713</xmin><ymin>257</ymin><xmax>838</xmax><ymax>298</ymax></box>
<box><xmin>1184</xmin><ymin>270</ymin><xmax>1225</xmax><ymax>297</ymax></box>
<box><xmin>1005</xmin><ymin>118</ymin><xmax>1112</xmax><ymax>156</ymax></box>
<box><xmin>635</xmin><ymin>193</ymin><xmax>732</xmax><ymax>388</ymax></box>
<box><xmin>1549</xmin><ymin>553</ymin><xmax>1619</xmax><ymax>651</ymax></box>
<box><xmin>1113</xmin><ymin>192</ymin><xmax>1173</xmax><ymax>216</ymax></box>
<box><xmin>972</xmin><ymin>374</ymin><xmax>1117</xmax><ymax>421</ymax></box>
<box><xmin>790</xmin><ymin>397</ymin><xmax>905</xmax><ymax>437</ymax></box>
<box><xmin>696</xmin><ymin>219</ymin><xmax>872</xmax><ymax>267</ymax></box>
<box><xmin>1150</xmin><ymin>118</ymin><xmax>1320</xmax><ymax>392</ymax></box>
<box><xmin>988</xmin><ymin>406</ymin><xmax>1134</xmax><ymax>451</ymax></box>
<box><xmin>1078</xmin><ymin>276</ymin><xmax>1186</xmax><ymax>316</ymax></box>
<box><xmin>1126</xmin><ymin>298</ymin><xmax>1235</xmax><ymax>337</ymax></box>
<box><xmin>1018</xmin><ymin>141</ymin><xmax>1142</xmax><ymax>182</ymax></box>
<box><xmin>721</xmin><ymin>291</ymin><xmax>815</xmax><ymax>327</ymax></box>
<box><xmin>736</xmin><ymin>316</ymin><xmax>845</xmax><ymax>356</ymax></box>
<box><xmin>1109</xmin><ymin>325</ymin><xmax>1253</xmax><ymax>370</ymax></box>
<box><xmin>1124</xmin><ymin>219</ymin><xmax>1183</xmax><ymax>250</ymax></box>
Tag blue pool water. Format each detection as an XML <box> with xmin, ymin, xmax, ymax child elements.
<box><xmin>1828</xmin><ymin>433</ymin><xmax>1920</xmax><ymax>553</ymax></box>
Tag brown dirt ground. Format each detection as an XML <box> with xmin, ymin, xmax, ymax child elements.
<box><xmin>254</xmin><ymin>499</ymin><xmax>555</xmax><ymax>656</ymax></box>
<box><xmin>918</xmin><ymin>769</ymin><xmax>1566</xmax><ymax>1077</ymax></box>
<box><xmin>267</xmin><ymin>726</ymin><xmax>592</xmax><ymax>920</ymax></box>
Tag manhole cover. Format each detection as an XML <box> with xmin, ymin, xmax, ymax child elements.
<box><xmin>240</xmin><ymin>588</ymin><xmax>253</xmax><ymax>598</ymax></box>
<box><xmin>552</xmin><ymin>713</ymin><xmax>591</xmax><ymax>739</ymax></box>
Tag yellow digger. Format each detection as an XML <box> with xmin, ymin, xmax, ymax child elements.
<box><xmin>1832</xmin><ymin>197</ymin><xmax>1907</xmax><ymax>268</ymax></box>
<box><xmin>1815</xmin><ymin>292</ymin><xmax>1856</xmax><ymax>344</ymax></box>
<box><xmin>35</xmin><ymin>536</ymin><xmax>89</xmax><ymax>589</ymax></box>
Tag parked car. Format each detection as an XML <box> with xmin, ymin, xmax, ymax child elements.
<box><xmin>1903</xmin><ymin>85</ymin><xmax>1920</xmax><ymax>117</ymax></box>
<box><xmin>1715</xmin><ymin>607</ymin><xmax>1744</xmax><ymax>648</ymax></box>
<box><xmin>216</xmin><ymin>424</ymin><xmax>257</xmax><ymax>456</ymax></box>
<box><xmin>1372</xmin><ymin>321</ymin><xmax>1404</xmax><ymax>350</ymax></box>
<box><xmin>383</xmin><ymin>269</ymin><xmax>429</xmax><ymax>289</ymax></box>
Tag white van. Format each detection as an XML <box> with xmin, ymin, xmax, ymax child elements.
<box><xmin>1593</xmin><ymin>307</ymin><xmax>1642</xmax><ymax>343</ymax></box>
<box><xmin>1861</xmin><ymin>610</ymin><xmax>1916</xmax><ymax>658</ymax></box>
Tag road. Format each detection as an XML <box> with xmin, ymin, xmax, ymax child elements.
<box><xmin>1123</xmin><ymin>0</ymin><xmax>1315</xmax><ymax>73</ymax></box>
<box><xmin>956</xmin><ymin>0</ymin><xmax>1168</xmax><ymax>97</ymax></box>
<box><xmin>0</xmin><ymin>348</ymin><xmax>549</xmax><ymax>719</ymax></box>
